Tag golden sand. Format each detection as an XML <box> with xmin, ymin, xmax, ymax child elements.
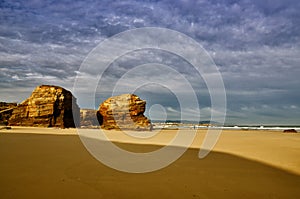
<box><xmin>0</xmin><ymin>127</ymin><xmax>299</xmax><ymax>198</ymax></box>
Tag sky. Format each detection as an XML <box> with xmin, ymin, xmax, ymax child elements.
<box><xmin>1</xmin><ymin>0</ymin><xmax>300</xmax><ymax>125</ymax></box>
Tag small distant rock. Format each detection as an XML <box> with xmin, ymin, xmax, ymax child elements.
<box><xmin>0</xmin><ymin>126</ymin><xmax>12</xmax><ymax>130</ymax></box>
<box><xmin>8</xmin><ymin>85</ymin><xmax>80</xmax><ymax>128</ymax></box>
<box><xmin>283</xmin><ymin>129</ymin><xmax>297</xmax><ymax>133</ymax></box>
<box><xmin>97</xmin><ymin>94</ymin><xmax>152</xmax><ymax>130</ymax></box>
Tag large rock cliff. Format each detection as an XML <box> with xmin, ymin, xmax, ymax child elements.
<box><xmin>8</xmin><ymin>85</ymin><xmax>80</xmax><ymax>128</ymax></box>
<box><xmin>97</xmin><ymin>94</ymin><xmax>152</xmax><ymax>130</ymax></box>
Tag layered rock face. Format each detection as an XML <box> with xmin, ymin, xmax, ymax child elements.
<box><xmin>97</xmin><ymin>94</ymin><xmax>152</xmax><ymax>130</ymax></box>
<box><xmin>80</xmin><ymin>109</ymin><xmax>99</xmax><ymax>127</ymax></box>
<box><xmin>0</xmin><ymin>102</ymin><xmax>17</xmax><ymax>126</ymax></box>
<box><xmin>8</xmin><ymin>85</ymin><xmax>80</xmax><ymax>128</ymax></box>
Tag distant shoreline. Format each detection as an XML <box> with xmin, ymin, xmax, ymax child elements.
<box><xmin>1</xmin><ymin>125</ymin><xmax>299</xmax><ymax>133</ymax></box>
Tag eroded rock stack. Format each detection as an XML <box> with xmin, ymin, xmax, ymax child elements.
<box><xmin>97</xmin><ymin>94</ymin><xmax>152</xmax><ymax>130</ymax></box>
<box><xmin>8</xmin><ymin>85</ymin><xmax>80</xmax><ymax>128</ymax></box>
<box><xmin>0</xmin><ymin>102</ymin><xmax>17</xmax><ymax>126</ymax></box>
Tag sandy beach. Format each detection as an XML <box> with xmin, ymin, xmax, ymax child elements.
<box><xmin>0</xmin><ymin>127</ymin><xmax>300</xmax><ymax>198</ymax></box>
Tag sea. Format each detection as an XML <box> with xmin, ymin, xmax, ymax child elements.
<box><xmin>152</xmin><ymin>121</ymin><xmax>300</xmax><ymax>131</ymax></box>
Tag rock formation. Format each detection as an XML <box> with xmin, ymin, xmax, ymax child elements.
<box><xmin>8</xmin><ymin>85</ymin><xmax>80</xmax><ymax>128</ymax></box>
<box><xmin>80</xmin><ymin>109</ymin><xmax>99</xmax><ymax>127</ymax></box>
<box><xmin>97</xmin><ymin>94</ymin><xmax>152</xmax><ymax>130</ymax></box>
<box><xmin>283</xmin><ymin>129</ymin><xmax>297</xmax><ymax>133</ymax></box>
<box><xmin>0</xmin><ymin>102</ymin><xmax>17</xmax><ymax>126</ymax></box>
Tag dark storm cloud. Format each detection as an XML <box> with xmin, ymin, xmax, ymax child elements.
<box><xmin>0</xmin><ymin>0</ymin><xmax>299</xmax><ymax>124</ymax></box>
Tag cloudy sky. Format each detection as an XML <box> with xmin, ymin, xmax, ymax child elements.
<box><xmin>1</xmin><ymin>0</ymin><xmax>300</xmax><ymax>125</ymax></box>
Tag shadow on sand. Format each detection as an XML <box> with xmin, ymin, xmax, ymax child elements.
<box><xmin>0</xmin><ymin>133</ymin><xmax>299</xmax><ymax>199</ymax></box>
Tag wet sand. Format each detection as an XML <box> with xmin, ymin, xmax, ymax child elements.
<box><xmin>0</xmin><ymin>127</ymin><xmax>300</xmax><ymax>198</ymax></box>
